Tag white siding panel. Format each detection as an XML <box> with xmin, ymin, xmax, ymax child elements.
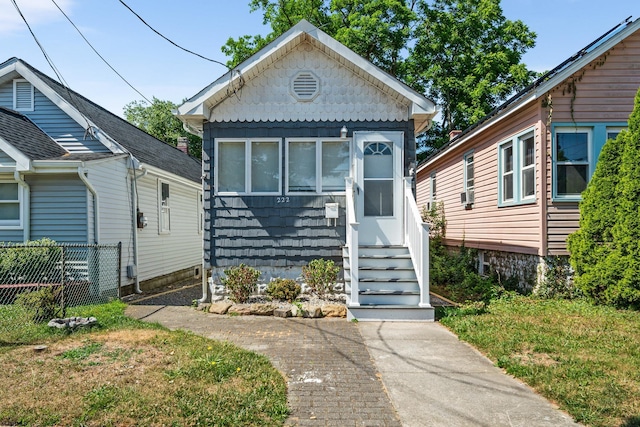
<box><xmin>136</xmin><ymin>173</ymin><xmax>201</xmax><ymax>282</ymax></box>
<box><xmin>86</xmin><ymin>158</ymin><xmax>135</xmax><ymax>286</ymax></box>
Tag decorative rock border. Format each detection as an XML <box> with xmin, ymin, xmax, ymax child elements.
<box><xmin>196</xmin><ymin>296</ymin><xmax>347</xmax><ymax>319</ymax></box>
<box><xmin>48</xmin><ymin>316</ymin><xmax>97</xmax><ymax>329</ymax></box>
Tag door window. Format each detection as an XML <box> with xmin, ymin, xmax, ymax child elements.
<box><xmin>363</xmin><ymin>142</ymin><xmax>393</xmax><ymax>216</ymax></box>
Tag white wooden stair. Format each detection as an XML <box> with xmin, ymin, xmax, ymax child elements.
<box><xmin>343</xmin><ymin>245</ymin><xmax>434</xmax><ymax>321</ymax></box>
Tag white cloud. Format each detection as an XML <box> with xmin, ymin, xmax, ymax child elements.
<box><xmin>0</xmin><ymin>0</ymin><xmax>73</xmax><ymax>35</ymax></box>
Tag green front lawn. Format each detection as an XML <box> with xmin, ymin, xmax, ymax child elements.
<box><xmin>441</xmin><ymin>296</ymin><xmax>640</xmax><ymax>427</ymax></box>
<box><xmin>0</xmin><ymin>301</ymin><xmax>288</xmax><ymax>426</ymax></box>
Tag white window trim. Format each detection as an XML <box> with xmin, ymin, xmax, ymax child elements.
<box><xmin>500</xmin><ymin>141</ymin><xmax>514</xmax><ymax>203</ymax></box>
<box><xmin>463</xmin><ymin>151</ymin><xmax>474</xmax><ymax>192</ymax></box>
<box><xmin>553</xmin><ymin>127</ymin><xmax>592</xmax><ymax>201</ymax></box>
<box><xmin>606</xmin><ymin>127</ymin><xmax>625</xmax><ymax>140</ymax></box>
<box><xmin>13</xmin><ymin>79</ymin><xmax>34</xmax><ymax>112</ymax></box>
<box><xmin>285</xmin><ymin>137</ymin><xmax>351</xmax><ymax>195</ymax></box>
<box><xmin>214</xmin><ymin>138</ymin><xmax>282</xmax><ymax>196</ymax></box>
<box><xmin>497</xmin><ymin>128</ymin><xmax>536</xmax><ymax>207</ymax></box>
<box><xmin>429</xmin><ymin>171</ymin><xmax>437</xmax><ymax>208</ymax></box>
<box><xmin>0</xmin><ymin>181</ymin><xmax>24</xmax><ymax>229</ymax></box>
<box><xmin>197</xmin><ymin>192</ymin><xmax>203</xmax><ymax>234</ymax></box>
<box><xmin>158</xmin><ymin>180</ymin><xmax>170</xmax><ymax>234</ymax></box>
<box><xmin>520</xmin><ymin>133</ymin><xmax>536</xmax><ymax>201</ymax></box>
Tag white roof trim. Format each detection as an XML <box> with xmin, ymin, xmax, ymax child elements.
<box><xmin>0</xmin><ymin>136</ymin><xmax>31</xmax><ymax>171</ymax></box>
<box><xmin>418</xmin><ymin>17</ymin><xmax>640</xmax><ymax>172</ymax></box>
<box><xmin>178</xmin><ymin>20</ymin><xmax>436</xmax><ymax>133</ymax></box>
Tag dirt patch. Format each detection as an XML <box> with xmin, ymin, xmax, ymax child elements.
<box><xmin>511</xmin><ymin>348</ymin><xmax>559</xmax><ymax>367</ymax></box>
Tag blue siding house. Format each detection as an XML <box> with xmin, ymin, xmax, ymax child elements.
<box><xmin>178</xmin><ymin>21</ymin><xmax>438</xmax><ymax>320</ymax></box>
<box><xmin>0</xmin><ymin>58</ymin><xmax>203</xmax><ymax>294</ymax></box>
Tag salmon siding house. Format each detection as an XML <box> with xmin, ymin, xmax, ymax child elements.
<box><xmin>178</xmin><ymin>20</ymin><xmax>438</xmax><ymax>321</ymax></box>
<box><xmin>416</xmin><ymin>17</ymin><xmax>640</xmax><ymax>287</ymax></box>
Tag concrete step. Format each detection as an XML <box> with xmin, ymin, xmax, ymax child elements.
<box><xmin>347</xmin><ymin>303</ymin><xmax>434</xmax><ymax>322</ymax></box>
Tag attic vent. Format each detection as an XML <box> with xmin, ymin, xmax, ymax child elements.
<box><xmin>291</xmin><ymin>71</ymin><xmax>319</xmax><ymax>101</ymax></box>
<box><xmin>13</xmin><ymin>79</ymin><xmax>34</xmax><ymax>111</ymax></box>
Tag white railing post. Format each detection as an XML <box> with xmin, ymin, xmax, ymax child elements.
<box><xmin>345</xmin><ymin>177</ymin><xmax>359</xmax><ymax>306</ymax></box>
<box><xmin>403</xmin><ymin>178</ymin><xmax>431</xmax><ymax>308</ymax></box>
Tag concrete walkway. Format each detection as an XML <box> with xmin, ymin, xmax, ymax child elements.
<box><xmin>359</xmin><ymin>322</ymin><xmax>581</xmax><ymax>427</ymax></box>
<box><xmin>126</xmin><ymin>303</ymin><xmax>580</xmax><ymax>427</ymax></box>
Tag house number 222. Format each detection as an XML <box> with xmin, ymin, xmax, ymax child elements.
<box><xmin>276</xmin><ymin>197</ymin><xmax>290</xmax><ymax>203</ymax></box>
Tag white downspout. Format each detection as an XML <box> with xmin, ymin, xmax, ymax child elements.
<box><xmin>14</xmin><ymin>171</ymin><xmax>30</xmax><ymax>242</ymax></box>
<box><xmin>77</xmin><ymin>167</ymin><xmax>99</xmax><ymax>244</ymax></box>
<box><xmin>131</xmin><ymin>167</ymin><xmax>147</xmax><ymax>294</ymax></box>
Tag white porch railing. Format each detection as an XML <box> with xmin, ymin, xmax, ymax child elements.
<box><xmin>345</xmin><ymin>177</ymin><xmax>359</xmax><ymax>306</ymax></box>
<box><xmin>403</xmin><ymin>178</ymin><xmax>431</xmax><ymax>307</ymax></box>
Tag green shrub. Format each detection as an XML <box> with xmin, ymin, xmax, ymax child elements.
<box><xmin>265</xmin><ymin>278</ymin><xmax>301</xmax><ymax>302</ymax></box>
<box><xmin>302</xmin><ymin>259</ymin><xmax>340</xmax><ymax>297</ymax></box>
<box><xmin>534</xmin><ymin>256</ymin><xmax>581</xmax><ymax>300</ymax></box>
<box><xmin>221</xmin><ymin>264</ymin><xmax>261</xmax><ymax>303</ymax></box>
<box><xmin>0</xmin><ymin>238</ymin><xmax>61</xmax><ymax>284</ymax></box>
<box><xmin>568</xmin><ymin>88</ymin><xmax>640</xmax><ymax>308</ymax></box>
<box><xmin>15</xmin><ymin>287</ymin><xmax>62</xmax><ymax>323</ymax></box>
<box><xmin>421</xmin><ymin>201</ymin><xmax>446</xmax><ymax>238</ymax></box>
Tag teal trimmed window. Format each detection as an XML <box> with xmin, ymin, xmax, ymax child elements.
<box><xmin>498</xmin><ymin>128</ymin><xmax>536</xmax><ymax>206</ymax></box>
<box><xmin>552</xmin><ymin>123</ymin><xmax>627</xmax><ymax>201</ymax></box>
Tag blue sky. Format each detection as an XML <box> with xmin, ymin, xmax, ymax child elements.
<box><xmin>1</xmin><ymin>0</ymin><xmax>638</xmax><ymax>117</ymax></box>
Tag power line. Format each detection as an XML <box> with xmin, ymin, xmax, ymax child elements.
<box><xmin>117</xmin><ymin>0</ymin><xmax>229</xmax><ymax>69</ymax></box>
<box><xmin>10</xmin><ymin>0</ymin><xmax>95</xmax><ymax>134</ymax></box>
<box><xmin>51</xmin><ymin>0</ymin><xmax>152</xmax><ymax>104</ymax></box>
<box><xmin>10</xmin><ymin>0</ymin><xmax>70</xmax><ymax>88</ymax></box>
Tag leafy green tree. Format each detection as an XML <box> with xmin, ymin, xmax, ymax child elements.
<box><xmin>568</xmin><ymin>88</ymin><xmax>640</xmax><ymax>308</ymax></box>
<box><xmin>409</xmin><ymin>0</ymin><xmax>536</xmax><ymax>152</ymax></box>
<box><xmin>222</xmin><ymin>0</ymin><xmax>416</xmax><ymax>77</ymax></box>
<box><xmin>124</xmin><ymin>98</ymin><xmax>202</xmax><ymax>159</ymax></box>
<box><xmin>222</xmin><ymin>0</ymin><xmax>536</xmax><ymax>155</ymax></box>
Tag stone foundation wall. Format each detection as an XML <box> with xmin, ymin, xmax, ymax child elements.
<box><xmin>474</xmin><ymin>249</ymin><xmax>543</xmax><ymax>293</ymax></box>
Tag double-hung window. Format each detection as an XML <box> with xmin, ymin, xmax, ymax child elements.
<box><xmin>159</xmin><ymin>181</ymin><xmax>170</xmax><ymax>233</ymax></box>
<box><xmin>286</xmin><ymin>138</ymin><xmax>350</xmax><ymax>194</ymax></box>
<box><xmin>554</xmin><ymin>128</ymin><xmax>590</xmax><ymax>199</ymax></box>
<box><xmin>498</xmin><ymin>129</ymin><xmax>536</xmax><ymax>206</ymax></box>
<box><xmin>215</xmin><ymin>139</ymin><xmax>281</xmax><ymax>195</ymax></box>
<box><xmin>0</xmin><ymin>182</ymin><xmax>22</xmax><ymax>228</ymax></box>
<box><xmin>464</xmin><ymin>152</ymin><xmax>474</xmax><ymax>193</ymax></box>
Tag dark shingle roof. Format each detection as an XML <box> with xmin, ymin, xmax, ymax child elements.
<box><xmin>0</xmin><ymin>107</ymin><xmax>68</xmax><ymax>160</ymax></box>
<box><xmin>9</xmin><ymin>58</ymin><xmax>201</xmax><ymax>183</ymax></box>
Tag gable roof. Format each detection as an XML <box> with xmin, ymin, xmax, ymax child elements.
<box><xmin>177</xmin><ymin>20</ymin><xmax>437</xmax><ymax>135</ymax></box>
<box><xmin>418</xmin><ymin>16</ymin><xmax>640</xmax><ymax>171</ymax></box>
<box><xmin>0</xmin><ymin>106</ymin><xmax>68</xmax><ymax>160</ymax></box>
<box><xmin>0</xmin><ymin>58</ymin><xmax>201</xmax><ymax>183</ymax></box>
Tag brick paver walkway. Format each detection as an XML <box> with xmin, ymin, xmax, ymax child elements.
<box><xmin>126</xmin><ymin>305</ymin><xmax>402</xmax><ymax>427</ymax></box>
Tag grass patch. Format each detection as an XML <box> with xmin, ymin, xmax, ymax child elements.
<box><xmin>441</xmin><ymin>296</ymin><xmax>640</xmax><ymax>427</ymax></box>
<box><xmin>0</xmin><ymin>300</ymin><xmax>288</xmax><ymax>426</ymax></box>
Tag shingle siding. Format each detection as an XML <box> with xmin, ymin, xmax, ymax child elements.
<box><xmin>204</xmin><ymin>120</ymin><xmax>414</xmax><ymax>270</ymax></box>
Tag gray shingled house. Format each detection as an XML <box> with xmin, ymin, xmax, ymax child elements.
<box><xmin>177</xmin><ymin>21</ymin><xmax>437</xmax><ymax>320</ymax></box>
<box><xmin>0</xmin><ymin>58</ymin><xmax>203</xmax><ymax>295</ymax></box>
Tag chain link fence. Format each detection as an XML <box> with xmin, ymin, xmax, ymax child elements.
<box><xmin>0</xmin><ymin>242</ymin><xmax>121</xmax><ymax>316</ymax></box>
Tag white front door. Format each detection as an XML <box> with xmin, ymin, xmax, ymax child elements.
<box><xmin>354</xmin><ymin>131</ymin><xmax>404</xmax><ymax>245</ymax></box>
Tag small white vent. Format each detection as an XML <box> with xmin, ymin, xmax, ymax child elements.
<box><xmin>13</xmin><ymin>80</ymin><xmax>34</xmax><ymax>111</ymax></box>
<box><xmin>291</xmin><ymin>71</ymin><xmax>319</xmax><ymax>101</ymax></box>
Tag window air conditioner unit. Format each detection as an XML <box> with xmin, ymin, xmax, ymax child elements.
<box><xmin>460</xmin><ymin>189</ymin><xmax>475</xmax><ymax>206</ymax></box>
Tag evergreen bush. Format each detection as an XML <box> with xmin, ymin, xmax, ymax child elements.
<box><xmin>568</xmin><ymin>88</ymin><xmax>640</xmax><ymax>308</ymax></box>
